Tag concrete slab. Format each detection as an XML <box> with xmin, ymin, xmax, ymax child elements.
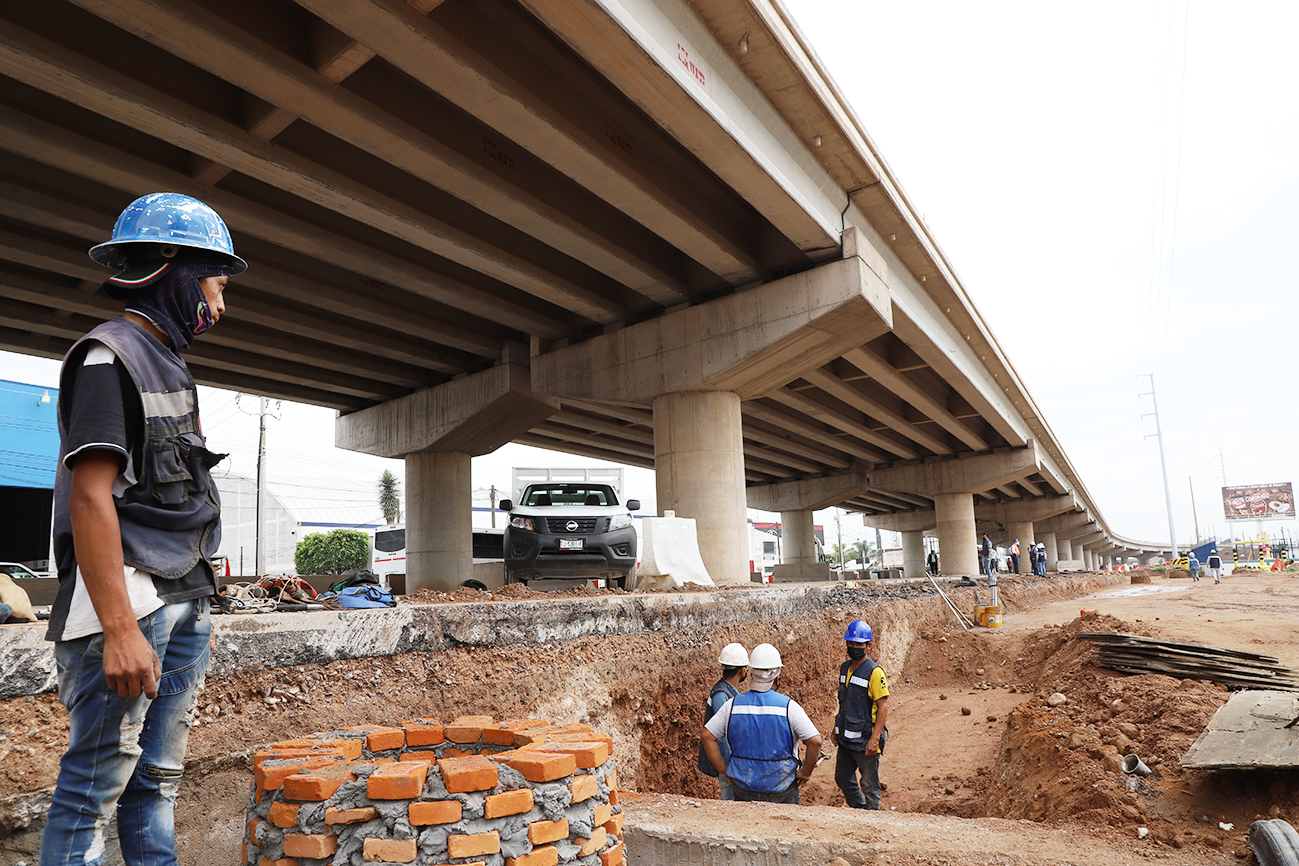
<box><xmin>1182</xmin><ymin>690</ymin><xmax>1299</xmax><ymax>769</ymax></box>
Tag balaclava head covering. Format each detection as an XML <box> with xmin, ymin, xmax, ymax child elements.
<box><xmin>110</xmin><ymin>260</ymin><xmax>230</xmax><ymax>351</ymax></box>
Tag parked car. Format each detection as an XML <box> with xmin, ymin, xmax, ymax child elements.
<box><xmin>499</xmin><ymin>483</ymin><xmax>639</xmax><ymax>587</ymax></box>
<box><xmin>1</xmin><ymin>561</ymin><xmax>59</xmax><ymax>607</ymax></box>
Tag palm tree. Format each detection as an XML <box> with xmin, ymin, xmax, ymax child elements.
<box><xmin>377</xmin><ymin>469</ymin><xmax>402</xmax><ymax>524</ymax></box>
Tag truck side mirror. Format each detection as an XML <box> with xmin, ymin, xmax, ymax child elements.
<box><xmin>498</xmin><ymin>499</ymin><xmax>513</xmax><ymax>511</ymax></box>
<box><xmin>626</xmin><ymin>499</ymin><xmax>640</xmax><ymax>511</ymax></box>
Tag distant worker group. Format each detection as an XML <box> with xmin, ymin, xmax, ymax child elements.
<box><xmin>699</xmin><ymin>620</ymin><xmax>888</xmax><ymax>809</ymax></box>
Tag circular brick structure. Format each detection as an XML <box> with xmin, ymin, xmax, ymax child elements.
<box><xmin>245</xmin><ymin>716</ymin><xmax>623</xmax><ymax>866</ymax></box>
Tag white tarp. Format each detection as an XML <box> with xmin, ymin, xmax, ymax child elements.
<box><xmin>635</xmin><ymin>513</ymin><xmax>715</xmax><ymax>589</ymax></box>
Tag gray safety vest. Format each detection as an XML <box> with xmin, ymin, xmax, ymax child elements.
<box><xmin>53</xmin><ymin>317</ymin><xmax>224</xmax><ymax>581</ymax></box>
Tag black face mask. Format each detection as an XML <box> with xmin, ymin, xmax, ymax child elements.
<box><xmin>847</xmin><ymin>646</ymin><xmax>866</xmax><ymax>661</ymax></box>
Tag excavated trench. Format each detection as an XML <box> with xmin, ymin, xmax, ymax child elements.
<box><xmin>2</xmin><ymin>572</ymin><xmax>1283</xmax><ymax>865</ymax></box>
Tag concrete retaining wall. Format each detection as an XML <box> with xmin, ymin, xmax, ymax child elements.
<box><xmin>0</xmin><ymin>575</ymin><xmax>1128</xmax><ymax>699</ymax></box>
<box><xmin>247</xmin><ymin>716</ymin><xmax>622</xmax><ymax>866</ymax></box>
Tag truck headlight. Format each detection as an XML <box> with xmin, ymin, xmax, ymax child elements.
<box><xmin>510</xmin><ymin>516</ymin><xmax>534</xmax><ymax>531</ymax></box>
<box><xmin>609</xmin><ymin>515</ymin><xmax>632</xmax><ymax>530</ymax></box>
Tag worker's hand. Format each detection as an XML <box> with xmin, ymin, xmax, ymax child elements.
<box><xmin>865</xmin><ymin>738</ymin><xmax>882</xmax><ymax>757</ymax></box>
<box><xmin>103</xmin><ymin>626</ymin><xmax>161</xmax><ymax>700</ymax></box>
<box><xmin>830</xmin><ymin>732</ymin><xmax>838</xmax><ymax>747</ymax></box>
<box><xmin>795</xmin><ymin>769</ymin><xmax>813</xmax><ymax>785</ymax></box>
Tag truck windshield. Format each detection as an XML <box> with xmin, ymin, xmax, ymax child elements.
<box><xmin>521</xmin><ymin>484</ymin><xmax>618</xmax><ymax>507</ymax></box>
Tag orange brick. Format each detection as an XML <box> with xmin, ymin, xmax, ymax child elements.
<box><xmin>528</xmin><ymin>818</ymin><xmax>569</xmax><ymax>845</ymax></box>
<box><xmin>282</xmin><ymin>762</ymin><xmax>359</xmax><ymax>801</ymax></box>
<box><xmin>249</xmin><ymin>816</ymin><xmax>262</xmax><ymax>839</ymax></box>
<box><xmin>485</xmin><ymin>788</ymin><xmax>534</xmax><ymax>818</ymax></box>
<box><xmin>362</xmin><ymin>837</ymin><xmax>417</xmax><ymax>863</ymax></box>
<box><xmin>608</xmin><ymin>787</ymin><xmax>619</xmax><ymax>806</ymax></box>
<box><xmin>505</xmin><ymin>751</ymin><xmax>576</xmax><ymax>783</ymax></box>
<box><xmin>259</xmin><ymin>858</ymin><xmax>298</xmax><ymax>866</ymax></box>
<box><xmin>400</xmin><ymin>750</ymin><xmax>440</xmax><ymax>763</ymax></box>
<box><xmin>607</xmin><ymin>768</ymin><xmax>617</xmax><ymax>790</ymax></box>
<box><xmin>368</xmin><ymin>761</ymin><xmax>429</xmax><ymax>800</ymax></box>
<box><xmin>532</xmin><ymin>741</ymin><xmax>609</xmax><ymax>768</ymax></box>
<box><xmin>438</xmin><ymin>755</ymin><xmax>498</xmax><ymax>793</ymax></box>
<box><xmin>273</xmin><ymin>738</ymin><xmax>364</xmax><ymax>760</ymax></box>
<box><xmin>401</xmin><ymin>718</ymin><xmax>445</xmax><ymax>747</ymax></box>
<box><xmin>428</xmin><ymin>862</ymin><xmax>485</xmax><ymax>866</ymax></box>
<box><xmin>482</xmin><ymin>718</ymin><xmax>549</xmax><ymax>746</ymax></box>
<box><xmin>443</xmin><ymin>747</ymin><xmax>472</xmax><ymax>759</ymax></box>
<box><xmin>256</xmin><ymin>755</ymin><xmax>349</xmax><ymax>791</ymax></box>
<box><xmin>325</xmin><ymin>806</ymin><xmax>378</xmax><ymax>825</ymax></box>
<box><xmin>284</xmin><ymin>833</ymin><xmax>338</xmax><ymax>859</ymax></box>
<box><xmin>268</xmin><ymin>802</ymin><xmax>301</xmax><ymax>829</ymax></box>
<box><xmin>600</xmin><ymin>839</ymin><xmax>624</xmax><ymax>866</ymax></box>
<box><xmin>576</xmin><ymin>827</ymin><xmax>607</xmax><ymax>857</ymax></box>
<box><xmin>242</xmin><ymin>838</ymin><xmax>247</xmax><ymax>864</ymax></box>
<box><xmin>364</xmin><ymin>727</ymin><xmax>406</xmax><ymax>752</ymax></box>
<box><xmin>255</xmin><ymin>747</ymin><xmax>349</xmax><ymax>772</ymax></box>
<box><xmin>518</xmin><ymin>731</ymin><xmax>614</xmax><ymax>750</ymax></box>
<box><xmin>445</xmin><ymin>714</ymin><xmax>494</xmax><ymax>744</ymax></box>
<box><xmin>568</xmin><ymin>773</ymin><xmax>599</xmax><ymax>803</ymax></box>
<box><xmin>602</xmin><ymin>813</ymin><xmax>623</xmax><ymax>836</ymax></box>
<box><xmin>447</xmin><ymin>831</ymin><xmax>500</xmax><ymax>858</ymax></box>
<box><xmin>512</xmin><ymin>724</ymin><xmax>592</xmax><ymax>747</ymax></box>
<box><xmin>408</xmin><ymin>799</ymin><xmax>462</xmax><ymax>825</ymax></box>
<box><xmin>506</xmin><ymin>845</ymin><xmax>559</xmax><ymax>866</ymax></box>
<box><xmin>593</xmin><ymin>802</ymin><xmax>611</xmax><ymax>826</ymax></box>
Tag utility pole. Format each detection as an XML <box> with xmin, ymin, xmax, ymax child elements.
<box><xmin>835</xmin><ymin>508</ymin><xmax>844</xmax><ymax>572</ymax></box>
<box><xmin>1139</xmin><ymin>375</ymin><xmax>1178</xmax><ymax>559</ymax></box>
<box><xmin>490</xmin><ymin>485</ymin><xmax>497</xmax><ymax>528</ymax></box>
<box><xmin>256</xmin><ymin>395</ymin><xmax>267</xmax><ymax>577</ymax></box>
<box><xmin>1188</xmin><ymin>476</ymin><xmax>1200</xmax><ymax>543</ymax></box>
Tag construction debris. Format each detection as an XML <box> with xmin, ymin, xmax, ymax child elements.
<box><xmin>1182</xmin><ymin>690</ymin><xmax>1299</xmax><ymax>769</ymax></box>
<box><xmin>1077</xmin><ymin>632</ymin><xmax>1299</xmax><ymax>691</ymax></box>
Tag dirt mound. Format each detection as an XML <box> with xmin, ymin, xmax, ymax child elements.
<box><xmin>979</xmin><ymin>612</ymin><xmax>1250</xmax><ymax>848</ymax></box>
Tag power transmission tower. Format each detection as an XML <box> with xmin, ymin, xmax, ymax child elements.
<box><xmin>1138</xmin><ymin>374</ymin><xmax>1178</xmax><ymax>558</ymax></box>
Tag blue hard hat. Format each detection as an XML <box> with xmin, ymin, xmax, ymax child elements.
<box><xmin>89</xmin><ymin>193</ymin><xmax>247</xmax><ymax>274</ymax></box>
<box><xmin>843</xmin><ymin>620</ymin><xmax>873</xmax><ymax>642</ymax></box>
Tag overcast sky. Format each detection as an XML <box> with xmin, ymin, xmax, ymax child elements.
<box><xmin>5</xmin><ymin>1</ymin><xmax>1296</xmax><ymax>552</ymax></box>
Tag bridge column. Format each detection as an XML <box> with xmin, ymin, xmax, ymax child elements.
<box><xmin>780</xmin><ymin>509</ymin><xmax>817</xmax><ymax>568</ymax></box>
<box><xmin>901</xmin><ymin>530</ymin><xmax>926</xmax><ymax>579</ymax></box>
<box><xmin>1040</xmin><ymin>531</ymin><xmax>1059</xmax><ymax>572</ymax></box>
<box><xmin>1083</xmin><ymin>547</ymin><xmax>1096</xmax><ymax>571</ymax></box>
<box><xmin>1007</xmin><ymin>521</ymin><xmax>1035</xmax><ymax>573</ymax></box>
<box><xmin>336</xmin><ymin>346</ymin><xmax>559</xmax><ymax>592</ymax></box>
<box><xmin>935</xmin><ymin>493</ymin><xmax>978</xmax><ymax>577</ymax></box>
<box><xmin>406</xmin><ymin>451</ymin><xmax>472</xmax><ymax>588</ymax></box>
<box><xmin>1056</xmin><ymin>535</ymin><xmax>1073</xmax><ymax>564</ymax></box>
<box><xmin>654</xmin><ymin>390</ymin><xmax>750</xmax><ymax>585</ymax></box>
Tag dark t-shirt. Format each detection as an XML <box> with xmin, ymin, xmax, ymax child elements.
<box><xmin>51</xmin><ymin>345</ymin><xmax>215</xmax><ymax>636</ymax></box>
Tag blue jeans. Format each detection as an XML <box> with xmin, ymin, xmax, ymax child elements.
<box><xmin>42</xmin><ymin>598</ymin><xmax>211</xmax><ymax>866</ymax></box>
<box><xmin>835</xmin><ymin>747</ymin><xmax>881</xmax><ymax>809</ymax></box>
<box><xmin>718</xmin><ymin>774</ymin><xmax>734</xmax><ymax>800</ymax></box>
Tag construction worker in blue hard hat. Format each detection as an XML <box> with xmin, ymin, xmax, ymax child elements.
<box><xmin>42</xmin><ymin>193</ymin><xmax>243</xmax><ymax>866</ymax></box>
<box><xmin>701</xmin><ymin>643</ymin><xmax>823</xmax><ymax>804</ymax></box>
<box><xmin>696</xmin><ymin>642</ymin><xmax>749</xmax><ymax>800</ymax></box>
<box><xmin>833</xmin><ymin>620</ymin><xmax>890</xmax><ymax>809</ymax></box>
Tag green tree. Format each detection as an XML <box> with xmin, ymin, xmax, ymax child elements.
<box><xmin>378</xmin><ymin>469</ymin><xmax>402</xmax><ymax>524</ymax></box>
<box><xmin>295</xmin><ymin>529</ymin><xmax>371</xmax><ymax>575</ymax></box>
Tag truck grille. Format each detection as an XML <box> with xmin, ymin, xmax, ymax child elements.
<box><xmin>546</xmin><ymin>517</ymin><xmax>599</xmax><ymax>534</ymax></box>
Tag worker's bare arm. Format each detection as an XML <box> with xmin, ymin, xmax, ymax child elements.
<box><xmin>701</xmin><ymin>727</ymin><xmax>727</xmax><ymax>776</ymax></box>
<box><xmin>866</xmin><ymin>696</ymin><xmax>888</xmax><ymax>756</ymax></box>
<box><xmin>69</xmin><ymin>451</ymin><xmax>161</xmax><ymax>699</ymax></box>
<box><xmin>796</xmin><ymin>734</ymin><xmax>823</xmax><ymax>783</ymax></box>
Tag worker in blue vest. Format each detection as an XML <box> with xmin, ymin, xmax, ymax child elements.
<box><xmin>833</xmin><ymin>620</ymin><xmax>890</xmax><ymax>809</ymax></box>
<box><xmin>700</xmin><ymin>643</ymin><xmax>822</xmax><ymax>804</ymax></box>
<box><xmin>696</xmin><ymin>642</ymin><xmax>749</xmax><ymax>800</ymax></box>
<box><xmin>1207</xmin><ymin>549</ymin><xmax>1223</xmax><ymax>583</ymax></box>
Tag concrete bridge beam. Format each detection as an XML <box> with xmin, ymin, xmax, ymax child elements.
<box><xmin>747</xmin><ymin>471</ymin><xmax>867</xmax><ymax>513</ymax></box>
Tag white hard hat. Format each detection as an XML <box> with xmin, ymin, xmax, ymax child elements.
<box><xmin>718</xmin><ymin>643</ymin><xmax>749</xmax><ymax>666</ymax></box>
<box><xmin>749</xmin><ymin>643</ymin><xmax>782</xmax><ymax>670</ymax></box>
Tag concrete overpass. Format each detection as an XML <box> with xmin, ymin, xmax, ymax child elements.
<box><xmin>0</xmin><ymin>0</ymin><xmax>1172</xmax><ymax>588</ymax></box>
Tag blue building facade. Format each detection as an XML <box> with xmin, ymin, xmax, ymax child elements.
<box><xmin>0</xmin><ymin>378</ymin><xmax>59</xmax><ymax>566</ymax></box>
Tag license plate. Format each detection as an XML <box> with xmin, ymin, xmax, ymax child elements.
<box><xmin>560</xmin><ymin>538</ymin><xmax>584</xmax><ymax>550</ymax></box>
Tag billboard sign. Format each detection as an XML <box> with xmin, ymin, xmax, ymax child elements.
<box><xmin>1222</xmin><ymin>483</ymin><xmax>1294</xmax><ymax>521</ymax></box>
